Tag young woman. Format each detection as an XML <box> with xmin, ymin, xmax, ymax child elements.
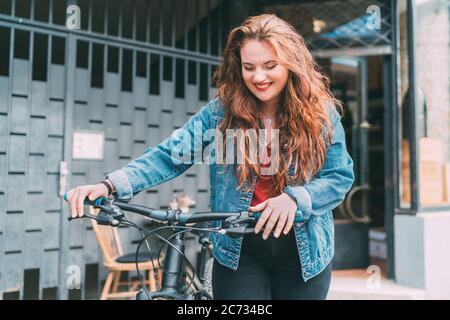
<box><xmin>66</xmin><ymin>14</ymin><xmax>354</xmax><ymax>300</ymax></box>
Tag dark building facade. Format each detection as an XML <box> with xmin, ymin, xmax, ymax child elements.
<box><xmin>1</xmin><ymin>0</ymin><xmax>449</xmax><ymax>299</ymax></box>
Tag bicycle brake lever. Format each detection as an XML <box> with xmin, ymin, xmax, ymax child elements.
<box><xmin>222</xmin><ymin>216</ymin><xmax>255</xmax><ymax>229</ymax></box>
<box><xmin>67</xmin><ymin>212</ymin><xmax>99</xmax><ymax>222</ymax></box>
<box><xmin>223</xmin><ymin>225</ymin><xmax>255</xmax><ymax>238</ymax></box>
<box><xmin>67</xmin><ymin>210</ymin><xmax>121</xmax><ymax>226</ymax></box>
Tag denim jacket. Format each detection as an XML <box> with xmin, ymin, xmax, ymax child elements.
<box><xmin>107</xmin><ymin>97</ymin><xmax>355</xmax><ymax>282</ymax></box>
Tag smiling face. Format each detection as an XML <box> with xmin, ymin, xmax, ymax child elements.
<box><xmin>240</xmin><ymin>39</ymin><xmax>289</xmax><ymax>110</ymax></box>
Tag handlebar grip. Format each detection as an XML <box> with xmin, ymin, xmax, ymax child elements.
<box><xmin>63</xmin><ymin>192</ymin><xmax>107</xmax><ymax>207</ymax></box>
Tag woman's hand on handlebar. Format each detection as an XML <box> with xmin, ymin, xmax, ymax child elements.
<box><xmin>66</xmin><ymin>184</ymin><xmax>109</xmax><ymax>218</ymax></box>
<box><xmin>249</xmin><ymin>193</ymin><xmax>297</xmax><ymax>240</ymax></box>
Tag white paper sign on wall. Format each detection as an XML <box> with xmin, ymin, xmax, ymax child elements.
<box><xmin>72</xmin><ymin>131</ymin><xmax>104</xmax><ymax>160</ymax></box>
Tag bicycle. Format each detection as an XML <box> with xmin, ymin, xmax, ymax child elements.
<box><xmin>63</xmin><ymin>194</ymin><xmax>264</xmax><ymax>300</ymax></box>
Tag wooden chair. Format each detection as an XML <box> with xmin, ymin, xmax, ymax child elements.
<box><xmin>89</xmin><ymin>207</ymin><xmax>163</xmax><ymax>300</ymax></box>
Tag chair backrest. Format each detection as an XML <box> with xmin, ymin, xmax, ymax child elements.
<box><xmin>89</xmin><ymin>206</ymin><xmax>124</xmax><ymax>265</ymax></box>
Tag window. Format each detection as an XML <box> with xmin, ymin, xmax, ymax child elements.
<box><xmin>121</xmin><ymin>0</ymin><xmax>134</xmax><ymax>39</ymax></box>
<box><xmin>188</xmin><ymin>60</ymin><xmax>197</xmax><ymax>85</ymax></box>
<box><xmin>163</xmin><ymin>56</ymin><xmax>172</xmax><ymax>81</ymax></box>
<box><xmin>92</xmin><ymin>0</ymin><xmax>105</xmax><ymax>33</ymax></box>
<box><xmin>77</xmin><ymin>0</ymin><xmax>90</xmax><ymax>30</ymax></box>
<box><xmin>33</xmin><ymin>33</ymin><xmax>48</xmax><ymax>81</ymax></box>
<box><xmin>199</xmin><ymin>62</ymin><xmax>208</xmax><ymax>101</ymax></box>
<box><xmin>136</xmin><ymin>51</ymin><xmax>147</xmax><ymax>78</ymax></box>
<box><xmin>107</xmin><ymin>0</ymin><xmax>120</xmax><ymax>36</ymax></box>
<box><xmin>175</xmin><ymin>58</ymin><xmax>185</xmax><ymax>98</ymax></box>
<box><xmin>414</xmin><ymin>0</ymin><xmax>450</xmax><ymax>208</ymax></box>
<box><xmin>149</xmin><ymin>0</ymin><xmax>161</xmax><ymax>44</ymax></box>
<box><xmin>0</xmin><ymin>0</ymin><xmax>12</xmax><ymax>15</ymax></box>
<box><xmin>107</xmin><ymin>46</ymin><xmax>119</xmax><ymax>73</ymax></box>
<box><xmin>135</xmin><ymin>0</ymin><xmax>148</xmax><ymax>41</ymax></box>
<box><xmin>51</xmin><ymin>36</ymin><xmax>65</xmax><ymax>65</ymax></box>
<box><xmin>34</xmin><ymin>0</ymin><xmax>50</xmax><ymax>22</ymax></box>
<box><xmin>198</xmin><ymin>0</ymin><xmax>208</xmax><ymax>54</ymax></box>
<box><xmin>52</xmin><ymin>0</ymin><xmax>66</xmax><ymax>25</ymax></box>
<box><xmin>91</xmin><ymin>43</ymin><xmax>104</xmax><ymax>88</ymax></box>
<box><xmin>187</xmin><ymin>0</ymin><xmax>197</xmax><ymax>52</ymax></box>
<box><xmin>210</xmin><ymin>6</ymin><xmax>220</xmax><ymax>56</ymax></box>
<box><xmin>149</xmin><ymin>54</ymin><xmax>160</xmax><ymax>95</ymax></box>
<box><xmin>14</xmin><ymin>29</ymin><xmax>30</xmax><ymax>60</ymax></box>
<box><xmin>162</xmin><ymin>0</ymin><xmax>173</xmax><ymax>46</ymax></box>
<box><xmin>15</xmin><ymin>0</ymin><xmax>31</xmax><ymax>19</ymax></box>
<box><xmin>0</xmin><ymin>27</ymin><xmax>10</xmax><ymax>76</ymax></box>
<box><xmin>121</xmin><ymin>49</ymin><xmax>133</xmax><ymax>91</ymax></box>
<box><xmin>398</xmin><ymin>0</ymin><xmax>411</xmax><ymax>209</ymax></box>
<box><xmin>175</xmin><ymin>0</ymin><xmax>185</xmax><ymax>49</ymax></box>
<box><xmin>76</xmin><ymin>40</ymin><xmax>89</xmax><ymax>69</ymax></box>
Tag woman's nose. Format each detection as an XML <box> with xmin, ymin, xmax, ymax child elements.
<box><xmin>253</xmin><ymin>69</ymin><xmax>267</xmax><ymax>83</ymax></box>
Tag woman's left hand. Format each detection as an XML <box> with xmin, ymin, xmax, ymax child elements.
<box><xmin>249</xmin><ymin>193</ymin><xmax>297</xmax><ymax>240</ymax></box>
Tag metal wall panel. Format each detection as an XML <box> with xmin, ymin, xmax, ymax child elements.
<box><xmin>0</xmin><ymin>115</ymin><xmax>7</xmax><ymax>153</ymax></box>
<box><xmin>0</xmin><ymin>77</ymin><xmax>9</xmax><ymax>113</ymax></box>
<box><xmin>6</xmin><ymin>175</ymin><xmax>26</xmax><ymax>212</ymax></box>
<box><xmin>43</xmin><ymin>212</ymin><xmax>60</xmax><ymax>250</ymax></box>
<box><xmin>1</xmin><ymin>252</ymin><xmax>22</xmax><ymax>293</ymax></box>
<box><xmin>27</xmin><ymin>155</ymin><xmax>45</xmax><ymax>191</ymax></box>
<box><xmin>10</xmin><ymin>96</ymin><xmax>28</xmax><ymax>134</ymax></box>
<box><xmin>12</xmin><ymin>59</ymin><xmax>30</xmax><ymax>96</ymax></box>
<box><xmin>29</xmin><ymin>117</ymin><xmax>47</xmax><ymax>154</ymax></box>
<box><xmin>41</xmin><ymin>250</ymin><xmax>58</xmax><ymax>288</ymax></box>
<box><xmin>47</xmin><ymin>100</ymin><xmax>64</xmax><ymax>136</ymax></box>
<box><xmin>25</xmin><ymin>193</ymin><xmax>44</xmax><ymax>230</ymax></box>
<box><xmin>49</xmin><ymin>65</ymin><xmax>64</xmax><ymax>100</ymax></box>
<box><xmin>46</xmin><ymin>137</ymin><xmax>63</xmax><ymax>173</ymax></box>
<box><xmin>45</xmin><ymin>173</ymin><xmax>60</xmax><ymax>211</ymax></box>
<box><xmin>8</xmin><ymin>135</ymin><xmax>27</xmax><ymax>173</ymax></box>
<box><xmin>1</xmin><ymin>0</ymin><xmax>224</xmax><ymax>299</ymax></box>
<box><xmin>23</xmin><ymin>231</ymin><xmax>42</xmax><ymax>269</ymax></box>
<box><xmin>119</xmin><ymin>92</ymin><xmax>133</xmax><ymax>124</ymax></box>
<box><xmin>105</xmin><ymin>74</ymin><xmax>120</xmax><ymax>105</ymax></box>
<box><xmin>4</xmin><ymin>214</ymin><xmax>23</xmax><ymax>252</ymax></box>
<box><xmin>90</xmin><ymin>89</ymin><xmax>103</xmax><ymax>122</ymax></box>
<box><xmin>30</xmin><ymin>81</ymin><xmax>47</xmax><ymax>117</ymax></box>
<box><xmin>0</xmin><ymin>157</ymin><xmax>6</xmax><ymax>200</ymax></box>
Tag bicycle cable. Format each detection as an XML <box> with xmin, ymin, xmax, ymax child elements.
<box><xmin>133</xmin><ymin>223</ymin><xmax>222</xmax><ymax>299</ymax></box>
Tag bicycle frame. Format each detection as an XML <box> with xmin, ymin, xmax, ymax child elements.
<box><xmin>136</xmin><ymin>230</ymin><xmax>212</xmax><ymax>300</ymax></box>
<box><xmin>63</xmin><ymin>194</ymin><xmax>261</xmax><ymax>300</ymax></box>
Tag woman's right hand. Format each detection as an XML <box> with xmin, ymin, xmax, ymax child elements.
<box><xmin>66</xmin><ymin>184</ymin><xmax>109</xmax><ymax>218</ymax></box>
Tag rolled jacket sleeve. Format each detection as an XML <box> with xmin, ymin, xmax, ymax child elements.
<box><xmin>283</xmin><ymin>108</ymin><xmax>355</xmax><ymax>223</ymax></box>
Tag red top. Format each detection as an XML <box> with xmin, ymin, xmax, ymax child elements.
<box><xmin>250</xmin><ymin>172</ymin><xmax>275</xmax><ymax>206</ymax></box>
<box><xmin>250</xmin><ymin>145</ymin><xmax>276</xmax><ymax>206</ymax></box>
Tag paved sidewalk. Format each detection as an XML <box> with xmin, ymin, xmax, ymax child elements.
<box><xmin>327</xmin><ymin>269</ymin><xmax>427</xmax><ymax>300</ymax></box>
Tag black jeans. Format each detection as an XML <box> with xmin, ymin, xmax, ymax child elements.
<box><xmin>212</xmin><ymin>230</ymin><xmax>332</xmax><ymax>300</ymax></box>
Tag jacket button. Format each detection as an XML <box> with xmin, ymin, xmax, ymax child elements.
<box><xmin>296</xmin><ymin>222</ymin><xmax>302</xmax><ymax>228</ymax></box>
<box><xmin>304</xmin><ymin>272</ymin><xmax>310</xmax><ymax>277</ymax></box>
<box><xmin>300</xmin><ymin>241</ymin><xmax>305</xmax><ymax>246</ymax></box>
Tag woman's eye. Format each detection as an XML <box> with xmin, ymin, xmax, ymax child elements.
<box><xmin>266</xmin><ymin>65</ymin><xmax>276</xmax><ymax>69</ymax></box>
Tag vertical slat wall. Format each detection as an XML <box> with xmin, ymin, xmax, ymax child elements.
<box><xmin>0</xmin><ymin>0</ymin><xmax>69</xmax><ymax>299</ymax></box>
<box><xmin>0</xmin><ymin>0</ymin><xmax>225</xmax><ymax>299</ymax></box>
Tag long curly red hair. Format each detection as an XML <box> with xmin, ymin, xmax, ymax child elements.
<box><xmin>213</xmin><ymin>14</ymin><xmax>342</xmax><ymax>196</ymax></box>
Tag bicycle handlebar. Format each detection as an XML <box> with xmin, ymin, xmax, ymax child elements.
<box><xmin>63</xmin><ymin>192</ymin><xmax>305</xmax><ymax>237</ymax></box>
<box><xmin>63</xmin><ymin>193</ymin><xmax>264</xmax><ymax>238</ymax></box>
<box><xmin>63</xmin><ymin>193</ymin><xmax>247</xmax><ymax>223</ymax></box>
